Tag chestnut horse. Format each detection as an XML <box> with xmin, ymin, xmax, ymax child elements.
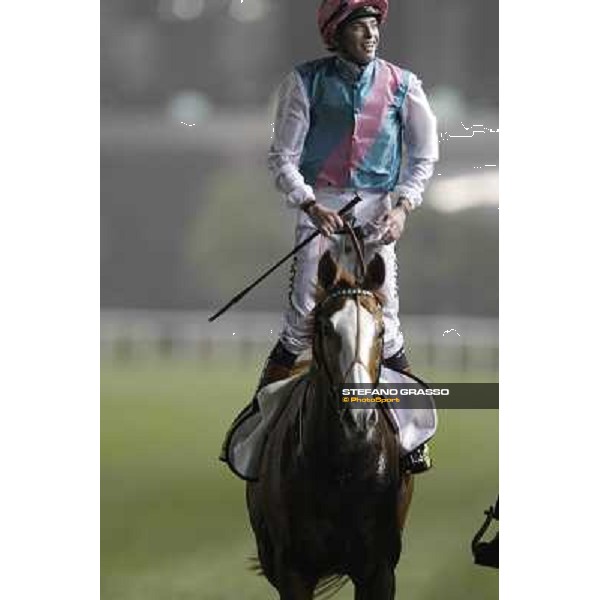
<box><xmin>247</xmin><ymin>250</ymin><xmax>405</xmax><ymax>599</ymax></box>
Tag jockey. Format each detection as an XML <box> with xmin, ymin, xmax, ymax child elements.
<box><xmin>263</xmin><ymin>0</ymin><xmax>438</xmax><ymax>473</ymax></box>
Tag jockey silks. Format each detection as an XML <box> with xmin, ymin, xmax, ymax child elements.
<box><xmin>269</xmin><ymin>54</ymin><xmax>437</xmax><ymax>357</ymax></box>
<box><xmin>296</xmin><ymin>57</ymin><xmax>411</xmax><ymax>191</ymax></box>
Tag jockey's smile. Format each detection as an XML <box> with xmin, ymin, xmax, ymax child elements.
<box><xmin>337</xmin><ymin>16</ymin><xmax>380</xmax><ymax>65</ymax></box>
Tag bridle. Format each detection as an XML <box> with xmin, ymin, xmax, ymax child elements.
<box><xmin>312</xmin><ymin>222</ymin><xmax>384</xmax><ymax>408</ymax></box>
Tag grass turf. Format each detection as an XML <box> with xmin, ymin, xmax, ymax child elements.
<box><xmin>101</xmin><ymin>359</ymin><xmax>498</xmax><ymax>599</ymax></box>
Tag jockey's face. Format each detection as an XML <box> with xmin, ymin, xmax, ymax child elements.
<box><xmin>337</xmin><ymin>16</ymin><xmax>380</xmax><ymax>65</ymax></box>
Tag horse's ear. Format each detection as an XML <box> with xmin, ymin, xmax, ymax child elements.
<box><xmin>317</xmin><ymin>250</ymin><xmax>340</xmax><ymax>290</ymax></box>
<box><xmin>363</xmin><ymin>253</ymin><xmax>386</xmax><ymax>290</ymax></box>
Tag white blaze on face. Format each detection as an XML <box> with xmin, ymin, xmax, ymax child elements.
<box><xmin>330</xmin><ymin>299</ymin><xmax>377</xmax><ymax>384</ymax></box>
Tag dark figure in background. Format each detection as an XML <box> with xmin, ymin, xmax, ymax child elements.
<box><xmin>472</xmin><ymin>497</ymin><xmax>499</xmax><ymax>569</ymax></box>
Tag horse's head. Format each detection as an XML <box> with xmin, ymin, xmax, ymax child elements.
<box><xmin>311</xmin><ymin>250</ymin><xmax>386</xmax><ymax>435</ymax></box>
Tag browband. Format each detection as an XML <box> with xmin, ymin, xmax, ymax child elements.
<box><xmin>315</xmin><ymin>288</ymin><xmax>378</xmax><ymax>312</ymax></box>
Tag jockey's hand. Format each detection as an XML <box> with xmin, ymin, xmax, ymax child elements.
<box><xmin>305</xmin><ymin>202</ymin><xmax>345</xmax><ymax>237</ymax></box>
<box><xmin>376</xmin><ymin>202</ymin><xmax>410</xmax><ymax>245</ymax></box>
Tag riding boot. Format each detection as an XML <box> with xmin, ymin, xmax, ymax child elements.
<box><xmin>219</xmin><ymin>340</ymin><xmax>298</xmax><ymax>462</ymax></box>
<box><xmin>255</xmin><ymin>339</ymin><xmax>299</xmax><ymax>390</ymax></box>
<box><xmin>401</xmin><ymin>443</ymin><xmax>432</xmax><ymax>474</ymax></box>
<box><xmin>383</xmin><ymin>348</ymin><xmax>433</xmax><ymax>475</ymax></box>
<box><xmin>382</xmin><ymin>347</ymin><xmax>411</xmax><ymax>373</ymax></box>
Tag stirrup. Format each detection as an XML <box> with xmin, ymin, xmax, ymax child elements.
<box><xmin>402</xmin><ymin>443</ymin><xmax>432</xmax><ymax>474</ymax></box>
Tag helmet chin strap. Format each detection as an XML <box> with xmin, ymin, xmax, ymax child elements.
<box><xmin>336</xmin><ymin>49</ymin><xmax>375</xmax><ymax>67</ymax></box>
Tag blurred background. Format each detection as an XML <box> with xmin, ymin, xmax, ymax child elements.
<box><xmin>101</xmin><ymin>1</ymin><xmax>499</xmax><ymax>598</ymax></box>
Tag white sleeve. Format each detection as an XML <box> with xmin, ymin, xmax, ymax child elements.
<box><xmin>267</xmin><ymin>71</ymin><xmax>315</xmax><ymax>208</ymax></box>
<box><xmin>391</xmin><ymin>75</ymin><xmax>439</xmax><ymax>209</ymax></box>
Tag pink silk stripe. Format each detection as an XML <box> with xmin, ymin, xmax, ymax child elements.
<box><xmin>352</xmin><ymin>63</ymin><xmax>401</xmax><ymax>166</ymax></box>
<box><xmin>315</xmin><ymin>62</ymin><xmax>403</xmax><ymax>188</ymax></box>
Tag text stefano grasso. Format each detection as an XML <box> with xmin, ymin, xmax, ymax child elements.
<box><xmin>341</xmin><ymin>387</ymin><xmax>450</xmax><ymax>396</ymax></box>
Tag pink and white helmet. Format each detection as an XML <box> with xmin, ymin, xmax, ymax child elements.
<box><xmin>318</xmin><ymin>0</ymin><xmax>389</xmax><ymax>49</ymax></box>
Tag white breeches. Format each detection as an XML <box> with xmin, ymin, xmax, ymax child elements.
<box><xmin>280</xmin><ymin>189</ymin><xmax>405</xmax><ymax>359</ymax></box>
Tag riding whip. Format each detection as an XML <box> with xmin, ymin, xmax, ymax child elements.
<box><xmin>208</xmin><ymin>195</ymin><xmax>362</xmax><ymax>322</ymax></box>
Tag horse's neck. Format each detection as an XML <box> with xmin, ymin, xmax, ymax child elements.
<box><xmin>301</xmin><ymin>369</ymin><xmax>370</xmax><ymax>454</ymax></box>
<box><xmin>298</xmin><ymin>367</ymin><xmax>394</xmax><ymax>462</ymax></box>
<box><xmin>296</xmin><ymin>369</ymin><xmax>335</xmax><ymax>457</ymax></box>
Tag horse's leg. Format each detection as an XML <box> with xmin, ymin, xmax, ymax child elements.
<box><xmin>353</xmin><ymin>565</ymin><xmax>396</xmax><ymax>600</ymax></box>
<box><xmin>247</xmin><ymin>483</ymin><xmax>278</xmax><ymax>587</ymax></box>
<box><xmin>275</xmin><ymin>566</ymin><xmax>317</xmax><ymax>600</ymax></box>
<box><xmin>397</xmin><ymin>473</ymin><xmax>414</xmax><ymax>533</ymax></box>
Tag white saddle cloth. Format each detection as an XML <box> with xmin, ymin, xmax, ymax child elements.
<box><xmin>224</xmin><ymin>368</ymin><xmax>437</xmax><ymax>481</ymax></box>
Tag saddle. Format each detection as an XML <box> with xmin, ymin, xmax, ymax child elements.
<box><xmin>221</xmin><ymin>366</ymin><xmax>437</xmax><ymax>481</ymax></box>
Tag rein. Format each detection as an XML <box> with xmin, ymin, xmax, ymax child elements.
<box><xmin>343</xmin><ymin>220</ymin><xmax>367</xmax><ymax>279</ymax></box>
<box><xmin>310</xmin><ymin>223</ymin><xmax>382</xmax><ymax>410</ymax></box>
